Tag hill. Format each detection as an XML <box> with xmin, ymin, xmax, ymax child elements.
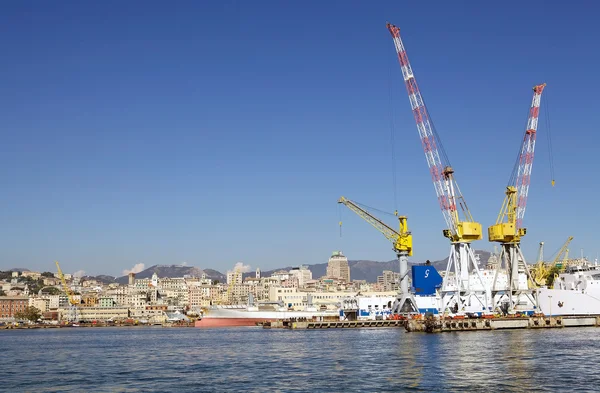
<box><xmin>114</xmin><ymin>265</ymin><xmax>225</xmax><ymax>284</ymax></box>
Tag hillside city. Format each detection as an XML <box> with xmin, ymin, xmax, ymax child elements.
<box><xmin>0</xmin><ymin>251</ymin><xmax>414</xmax><ymax>324</ymax></box>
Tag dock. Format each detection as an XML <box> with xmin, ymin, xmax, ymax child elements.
<box><xmin>263</xmin><ymin>319</ymin><xmax>405</xmax><ymax>329</ymax></box>
<box><xmin>262</xmin><ymin>315</ymin><xmax>600</xmax><ymax>332</ymax></box>
<box><xmin>407</xmin><ymin>315</ymin><xmax>600</xmax><ymax>332</ymax></box>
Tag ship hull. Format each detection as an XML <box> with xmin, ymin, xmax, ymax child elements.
<box><xmin>195</xmin><ymin>307</ymin><xmax>340</xmax><ymax>328</ymax></box>
<box><xmin>194</xmin><ymin>317</ymin><xmax>275</xmax><ymax>328</ymax></box>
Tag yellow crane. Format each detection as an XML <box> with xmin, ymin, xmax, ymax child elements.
<box><xmin>338</xmin><ymin>196</ymin><xmax>417</xmax><ymax>314</ymax></box>
<box><xmin>530</xmin><ymin>237</ymin><xmax>573</xmax><ymax>286</ymax></box>
<box><xmin>488</xmin><ymin>84</ymin><xmax>546</xmax><ymax>308</ymax></box>
<box><xmin>553</xmin><ymin>236</ymin><xmax>573</xmax><ymax>270</ymax></box>
<box><xmin>55</xmin><ymin>261</ymin><xmax>79</xmax><ymax>322</ymax></box>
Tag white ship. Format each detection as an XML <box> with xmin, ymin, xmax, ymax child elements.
<box><xmin>195</xmin><ymin>303</ymin><xmax>340</xmax><ymax>328</ymax></box>
<box><xmin>536</xmin><ymin>263</ymin><xmax>600</xmax><ymax>316</ymax></box>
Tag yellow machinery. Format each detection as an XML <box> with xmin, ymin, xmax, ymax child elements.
<box><xmin>338</xmin><ymin>196</ymin><xmax>417</xmax><ymax>314</ymax></box>
<box><xmin>55</xmin><ymin>261</ymin><xmax>79</xmax><ymax>322</ymax></box>
<box><xmin>530</xmin><ymin>237</ymin><xmax>573</xmax><ymax>286</ymax></box>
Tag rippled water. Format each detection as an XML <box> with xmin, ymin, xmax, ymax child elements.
<box><xmin>1</xmin><ymin>326</ymin><xmax>599</xmax><ymax>392</ymax></box>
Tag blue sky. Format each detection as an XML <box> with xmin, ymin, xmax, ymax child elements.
<box><xmin>1</xmin><ymin>1</ymin><xmax>599</xmax><ymax>276</ymax></box>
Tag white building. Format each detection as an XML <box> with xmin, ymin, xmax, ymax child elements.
<box><xmin>227</xmin><ymin>271</ymin><xmax>243</xmax><ymax>285</ymax></box>
<box><xmin>289</xmin><ymin>266</ymin><xmax>312</xmax><ymax>287</ymax></box>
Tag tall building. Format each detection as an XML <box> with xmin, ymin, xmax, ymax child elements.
<box><xmin>377</xmin><ymin>270</ymin><xmax>400</xmax><ymax>291</ymax></box>
<box><xmin>227</xmin><ymin>271</ymin><xmax>243</xmax><ymax>285</ymax></box>
<box><xmin>289</xmin><ymin>265</ymin><xmax>312</xmax><ymax>287</ymax></box>
<box><xmin>326</xmin><ymin>251</ymin><xmax>350</xmax><ymax>282</ymax></box>
<box><xmin>256</xmin><ymin>268</ymin><xmax>261</xmax><ymax>279</ymax></box>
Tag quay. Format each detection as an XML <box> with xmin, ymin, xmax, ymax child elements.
<box><xmin>263</xmin><ymin>315</ymin><xmax>600</xmax><ymax>332</ymax></box>
<box><xmin>263</xmin><ymin>319</ymin><xmax>405</xmax><ymax>329</ymax></box>
<box><xmin>407</xmin><ymin>315</ymin><xmax>600</xmax><ymax>332</ymax></box>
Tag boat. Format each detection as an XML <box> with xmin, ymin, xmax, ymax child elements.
<box><xmin>536</xmin><ymin>263</ymin><xmax>600</xmax><ymax>316</ymax></box>
<box><xmin>195</xmin><ymin>303</ymin><xmax>340</xmax><ymax>328</ymax></box>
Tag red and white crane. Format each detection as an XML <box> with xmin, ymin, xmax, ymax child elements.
<box><xmin>488</xmin><ymin>84</ymin><xmax>547</xmax><ymax>309</ymax></box>
<box><xmin>387</xmin><ymin>23</ymin><xmax>489</xmax><ymax>314</ymax></box>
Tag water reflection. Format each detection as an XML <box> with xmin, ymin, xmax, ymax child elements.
<box><xmin>2</xmin><ymin>327</ymin><xmax>600</xmax><ymax>392</ymax></box>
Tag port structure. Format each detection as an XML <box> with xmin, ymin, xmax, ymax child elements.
<box><xmin>386</xmin><ymin>23</ymin><xmax>489</xmax><ymax>314</ymax></box>
<box><xmin>338</xmin><ymin>197</ymin><xmax>418</xmax><ymax>314</ymax></box>
<box><xmin>488</xmin><ymin>84</ymin><xmax>547</xmax><ymax>311</ymax></box>
<box><xmin>55</xmin><ymin>260</ymin><xmax>79</xmax><ymax>322</ymax></box>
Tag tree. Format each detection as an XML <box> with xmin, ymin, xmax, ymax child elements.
<box><xmin>0</xmin><ymin>289</ymin><xmax>5</xmax><ymax>296</ymax></box>
<box><xmin>14</xmin><ymin>306</ymin><xmax>42</xmax><ymax>322</ymax></box>
<box><xmin>546</xmin><ymin>265</ymin><xmax>562</xmax><ymax>288</ymax></box>
<box><xmin>41</xmin><ymin>272</ymin><xmax>55</xmax><ymax>278</ymax></box>
<box><xmin>213</xmin><ymin>279</ymin><xmax>220</xmax><ymax>285</ymax></box>
<box><xmin>44</xmin><ymin>287</ymin><xmax>61</xmax><ymax>295</ymax></box>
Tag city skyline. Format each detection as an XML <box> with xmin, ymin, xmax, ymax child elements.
<box><xmin>2</xmin><ymin>2</ymin><xmax>599</xmax><ymax>274</ymax></box>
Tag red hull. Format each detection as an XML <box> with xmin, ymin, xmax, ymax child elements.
<box><xmin>195</xmin><ymin>317</ymin><xmax>276</xmax><ymax>328</ymax></box>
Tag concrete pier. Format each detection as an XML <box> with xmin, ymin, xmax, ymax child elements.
<box><xmin>263</xmin><ymin>319</ymin><xmax>405</xmax><ymax>329</ymax></box>
<box><xmin>262</xmin><ymin>315</ymin><xmax>600</xmax><ymax>332</ymax></box>
<box><xmin>406</xmin><ymin>315</ymin><xmax>600</xmax><ymax>333</ymax></box>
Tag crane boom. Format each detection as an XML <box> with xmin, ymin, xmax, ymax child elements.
<box><xmin>516</xmin><ymin>83</ymin><xmax>547</xmax><ymax>229</ymax></box>
<box><xmin>338</xmin><ymin>197</ymin><xmax>412</xmax><ymax>255</ymax></box>
<box><xmin>386</xmin><ymin>22</ymin><xmax>481</xmax><ymax>243</ymax></box>
<box><xmin>489</xmin><ymin>84</ymin><xmax>546</xmax><ymax>244</ymax></box>
<box><xmin>553</xmin><ymin>236</ymin><xmax>574</xmax><ymax>269</ymax></box>
<box><xmin>55</xmin><ymin>261</ymin><xmax>77</xmax><ymax>306</ymax></box>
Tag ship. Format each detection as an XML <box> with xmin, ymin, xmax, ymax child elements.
<box><xmin>195</xmin><ymin>303</ymin><xmax>340</xmax><ymax>328</ymax></box>
<box><xmin>536</xmin><ymin>263</ymin><xmax>600</xmax><ymax>316</ymax></box>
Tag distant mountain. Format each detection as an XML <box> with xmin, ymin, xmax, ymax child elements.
<box><xmin>8</xmin><ymin>268</ymin><xmax>31</xmax><ymax>272</ymax></box>
<box><xmin>201</xmin><ymin>269</ymin><xmax>226</xmax><ymax>283</ymax></box>
<box><xmin>114</xmin><ymin>265</ymin><xmax>224</xmax><ymax>284</ymax></box>
<box><xmin>84</xmin><ymin>275</ymin><xmax>117</xmax><ymax>284</ymax></box>
<box><xmin>246</xmin><ymin>250</ymin><xmax>492</xmax><ymax>283</ymax></box>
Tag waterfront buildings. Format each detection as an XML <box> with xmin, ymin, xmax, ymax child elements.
<box><xmin>0</xmin><ymin>296</ymin><xmax>28</xmax><ymax>319</ymax></box>
<box><xmin>0</xmin><ymin>252</ymin><xmax>405</xmax><ymax>323</ymax></box>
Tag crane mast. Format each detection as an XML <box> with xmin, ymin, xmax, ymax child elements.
<box><xmin>488</xmin><ymin>84</ymin><xmax>546</xmax><ymax>310</ymax></box>
<box><xmin>387</xmin><ymin>23</ymin><xmax>489</xmax><ymax>314</ymax></box>
<box><xmin>338</xmin><ymin>197</ymin><xmax>418</xmax><ymax>314</ymax></box>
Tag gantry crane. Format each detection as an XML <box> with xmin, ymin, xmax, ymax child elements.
<box><xmin>338</xmin><ymin>196</ymin><xmax>418</xmax><ymax>314</ymax></box>
<box><xmin>55</xmin><ymin>261</ymin><xmax>79</xmax><ymax>322</ymax></box>
<box><xmin>488</xmin><ymin>84</ymin><xmax>546</xmax><ymax>308</ymax></box>
<box><xmin>387</xmin><ymin>23</ymin><xmax>489</xmax><ymax>313</ymax></box>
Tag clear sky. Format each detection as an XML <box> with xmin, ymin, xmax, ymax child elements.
<box><xmin>1</xmin><ymin>1</ymin><xmax>599</xmax><ymax>276</ymax></box>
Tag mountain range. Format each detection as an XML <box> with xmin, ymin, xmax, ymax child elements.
<box><xmin>73</xmin><ymin>249</ymin><xmax>492</xmax><ymax>284</ymax></box>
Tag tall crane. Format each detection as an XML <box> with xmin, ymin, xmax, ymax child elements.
<box><xmin>338</xmin><ymin>196</ymin><xmax>418</xmax><ymax>314</ymax></box>
<box><xmin>386</xmin><ymin>23</ymin><xmax>489</xmax><ymax>313</ymax></box>
<box><xmin>55</xmin><ymin>261</ymin><xmax>79</xmax><ymax>322</ymax></box>
<box><xmin>488</xmin><ymin>84</ymin><xmax>546</xmax><ymax>307</ymax></box>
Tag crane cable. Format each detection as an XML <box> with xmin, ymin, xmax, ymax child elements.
<box><xmin>544</xmin><ymin>92</ymin><xmax>556</xmax><ymax>186</ymax></box>
<box><xmin>388</xmin><ymin>61</ymin><xmax>399</xmax><ymax>211</ymax></box>
<box><xmin>507</xmin><ymin>102</ymin><xmax>531</xmax><ymax>187</ymax></box>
